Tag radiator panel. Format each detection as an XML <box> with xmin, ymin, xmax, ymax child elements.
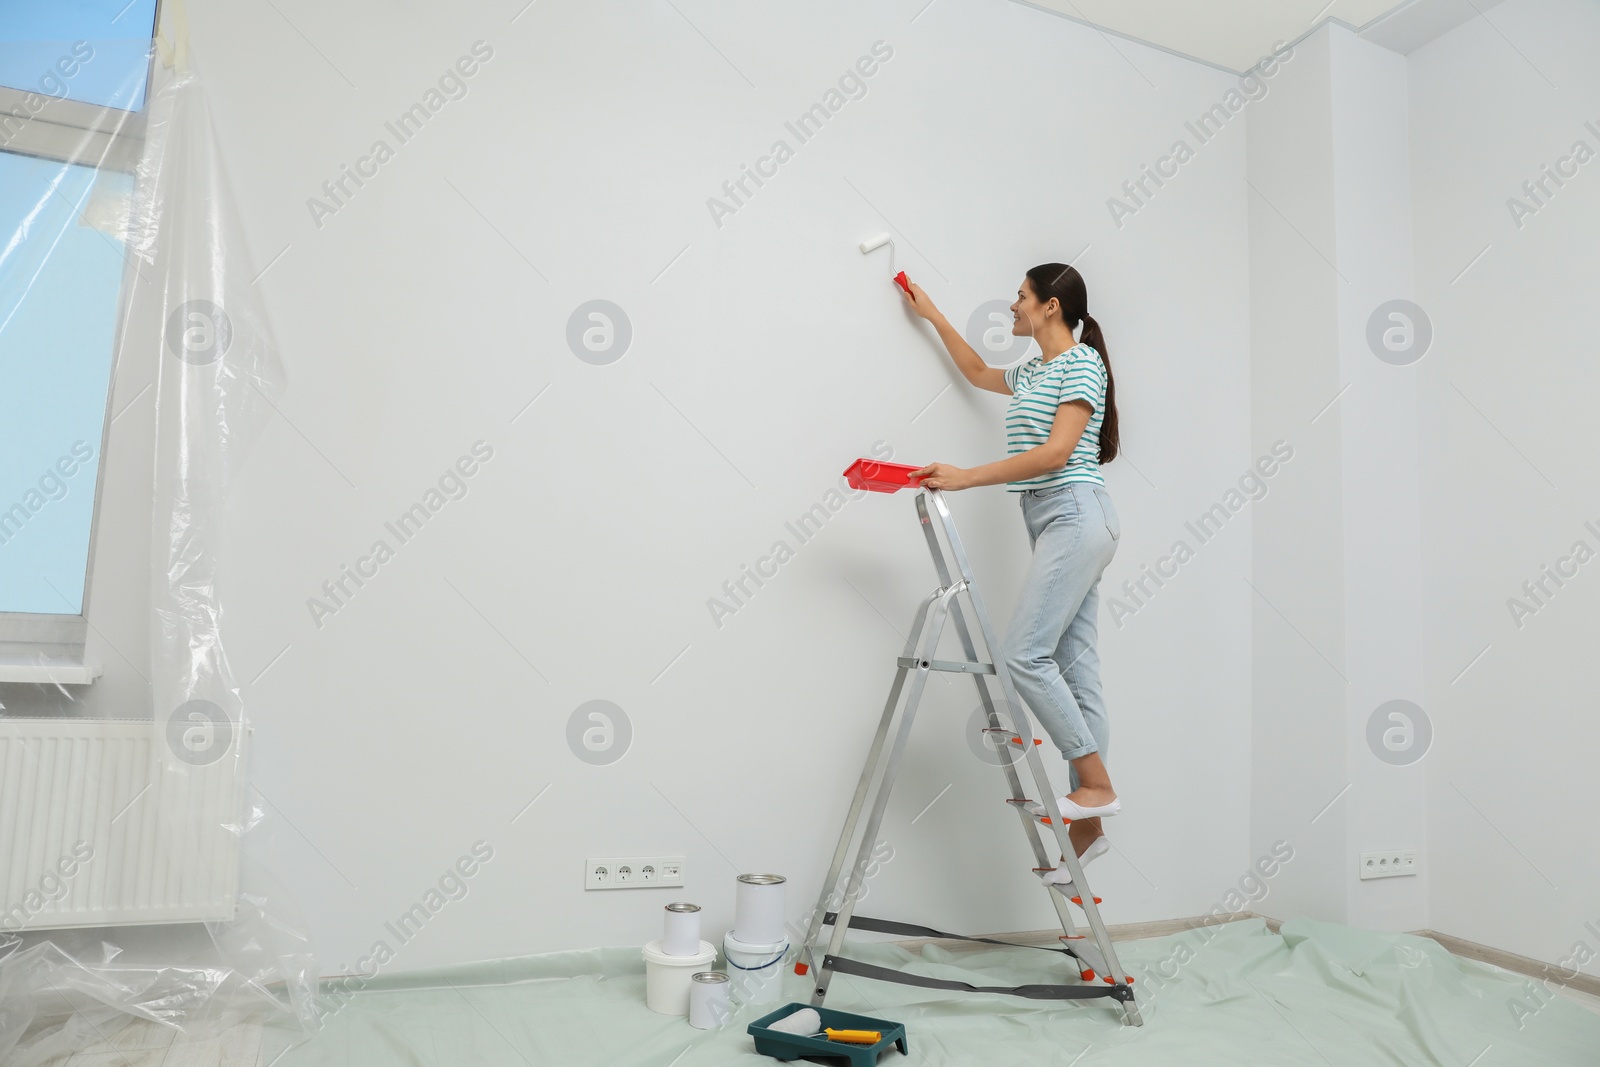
<box><xmin>0</xmin><ymin>717</ymin><xmax>247</xmax><ymax>930</ymax></box>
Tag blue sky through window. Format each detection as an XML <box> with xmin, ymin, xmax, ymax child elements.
<box><xmin>0</xmin><ymin>0</ymin><xmax>160</xmax><ymax>111</ymax></box>
<box><xmin>0</xmin><ymin>151</ymin><xmax>128</xmax><ymax>615</ymax></box>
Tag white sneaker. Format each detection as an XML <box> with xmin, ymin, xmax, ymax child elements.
<box><xmin>1023</xmin><ymin>794</ymin><xmax>1122</xmax><ymax>820</ymax></box>
<box><xmin>1036</xmin><ymin>835</ymin><xmax>1110</xmax><ymax>887</ymax></box>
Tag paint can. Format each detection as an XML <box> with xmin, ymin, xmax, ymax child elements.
<box><xmin>688</xmin><ymin>970</ymin><xmax>731</xmax><ymax>1029</ymax></box>
<box><xmin>733</xmin><ymin>873</ymin><xmax>786</xmax><ymax>945</ymax></box>
<box><xmin>662</xmin><ymin>902</ymin><xmax>702</xmax><ymax>956</ymax></box>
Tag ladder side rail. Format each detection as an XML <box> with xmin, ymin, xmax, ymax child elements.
<box><xmin>795</xmin><ymin>590</ymin><xmax>942</xmax><ymax>975</ymax></box>
<box><xmin>809</xmin><ymin>586</ymin><xmax>959</xmax><ymax>1006</ymax></box>
<box><xmin>794</xmin><ymin>665</ymin><xmax>908</xmax><ymax>976</ymax></box>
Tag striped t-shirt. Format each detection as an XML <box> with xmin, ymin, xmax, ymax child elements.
<box><xmin>1002</xmin><ymin>343</ymin><xmax>1107</xmax><ymax>491</ymax></box>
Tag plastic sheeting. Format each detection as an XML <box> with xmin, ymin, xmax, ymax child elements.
<box><xmin>0</xmin><ymin>18</ymin><xmax>313</xmax><ymax>1065</ymax></box>
<box><xmin>254</xmin><ymin>918</ymin><xmax>1600</xmax><ymax>1066</ymax></box>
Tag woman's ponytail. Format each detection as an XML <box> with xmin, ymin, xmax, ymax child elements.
<box><xmin>1078</xmin><ymin>312</ymin><xmax>1118</xmax><ymax>464</ymax></box>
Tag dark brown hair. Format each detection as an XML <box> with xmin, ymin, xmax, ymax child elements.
<box><xmin>1025</xmin><ymin>263</ymin><xmax>1119</xmax><ymax>464</ymax></box>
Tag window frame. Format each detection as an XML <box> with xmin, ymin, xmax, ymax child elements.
<box><xmin>0</xmin><ymin>10</ymin><xmax>160</xmax><ymax>672</ymax></box>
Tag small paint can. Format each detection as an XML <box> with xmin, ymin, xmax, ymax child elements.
<box><xmin>662</xmin><ymin>902</ymin><xmax>702</xmax><ymax>956</ymax></box>
<box><xmin>688</xmin><ymin>970</ymin><xmax>731</xmax><ymax>1029</ymax></box>
<box><xmin>734</xmin><ymin>873</ymin><xmax>786</xmax><ymax>945</ymax></box>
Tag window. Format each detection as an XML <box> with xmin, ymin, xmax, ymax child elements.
<box><xmin>0</xmin><ymin>2</ymin><xmax>159</xmax><ymax>678</ymax></box>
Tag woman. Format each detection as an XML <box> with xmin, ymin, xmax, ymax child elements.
<box><xmin>903</xmin><ymin>264</ymin><xmax>1122</xmax><ymax>887</ymax></box>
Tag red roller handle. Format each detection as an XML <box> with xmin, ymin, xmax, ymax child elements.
<box><xmin>893</xmin><ymin>271</ymin><xmax>912</xmax><ymax>295</ymax></box>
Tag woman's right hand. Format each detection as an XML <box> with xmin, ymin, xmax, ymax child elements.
<box><xmin>902</xmin><ymin>280</ymin><xmax>941</xmax><ymax>322</ymax></box>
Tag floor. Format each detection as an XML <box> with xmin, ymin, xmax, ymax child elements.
<box><xmin>21</xmin><ymin>918</ymin><xmax>1600</xmax><ymax>1066</ymax></box>
<box><xmin>1556</xmin><ymin>985</ymin><xmax>1600</xmax><ymax>1018</ymax></box>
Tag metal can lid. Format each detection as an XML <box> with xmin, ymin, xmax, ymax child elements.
<box><xmin>691</xmin><ymin>970</ymin><xmax>730</xmax><ymax>983</ymax></box>
<box><xmin>665</xmin><ymin>902</ymin><xmax>701</xmax><ymax>913</ymax></box>
<box><xmin>737</xmin><ymin>873</ymin><xmax>787</xmax><ymax>886</ymax></box>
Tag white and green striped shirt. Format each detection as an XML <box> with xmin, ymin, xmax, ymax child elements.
<box><xmin>1002</xmin><ymin>343</ymin><xmax>1107</xmax><ymax>491</ymax></box>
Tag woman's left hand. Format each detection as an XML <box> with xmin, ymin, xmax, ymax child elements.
<box><xmin>909</xmin><ymin>462</ymin><xmax>974</xmax><ymax>491</ymax></box>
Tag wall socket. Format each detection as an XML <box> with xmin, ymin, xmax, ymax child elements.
<box><xmin>1359</xmin><ymin>849</ymin><xmax>1417</xmax><ymax>880</ymax></box>
<box><xmin>586</xmin><ymin>856</ymin><xmax>686</xmax><ymax>890</ymax></box>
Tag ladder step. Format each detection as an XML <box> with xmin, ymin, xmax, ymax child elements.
<box><xmin>979</xmin><ymin>728</ymin><xmax>1041</xmax><ymax>747</ymax></box>
<box><xmin>1102</xmin><ymin>975</ymin><xmax>1135</xmax><ymax>986</ymax></box>
<box><xmin>1059</xmin><ymin>934</ymin><xmax>1085</xmax><ymax>942</ymax></box>
<box><xmin>966</xmin><ymin>729</ymin><xmax>1043</xmax><ymax>748</ymax></box>
<box><xmin>896</xmin><ymin>656</ymin><xmax>996</xmax><ymax>675</ymax></box>
<box><xmin>1070</xmin><ymin>896</ymin><xmax>1103</xmax><ymax>906</ymax></box>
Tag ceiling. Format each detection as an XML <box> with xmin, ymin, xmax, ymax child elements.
<box><xmin>1013</xmin><ymin>0</ymin><xmax>1507</xmax><ymax>74</ymax></box>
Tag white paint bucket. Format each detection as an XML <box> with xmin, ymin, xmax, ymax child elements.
<box><xmin>662</xmin><ymin>902</ymin><xmax>702</xmax><ymax>956</ymax></box>
<box><xmin>641</xmin><ymin>937</ymin><xmax>716</xmax><ymax>1015</ymax></box>
<box><xmin>723</xmin><ymin>929</ymin><xmax>789</xmax><ymax>1005</ymax></box>
<box><xmin>688</xmin><ymin>970</ymin><xmax>731</xmax><ymax>1029</ymax></box>
<box><xmin>733</xmin><ymin>873</ymin><xmax>787</xmax><ymax>945</ymax></box>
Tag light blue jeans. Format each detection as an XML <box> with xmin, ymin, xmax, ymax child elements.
<box><xmin>1001</xmin><ymin>481</ymin><xmax>1120</xmax><ymax>791</ymax></box>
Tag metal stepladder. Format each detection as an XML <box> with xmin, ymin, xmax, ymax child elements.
<box><xmin>793</xmin><ymin>485</ymin><xmax>1141</xmax><ymax>1026</ymax></box>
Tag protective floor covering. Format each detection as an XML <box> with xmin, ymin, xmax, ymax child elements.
<box><xmin>261</xmin><ymin>918</ymin><xmax>1600</xmax><ymax>1066</ymax></box>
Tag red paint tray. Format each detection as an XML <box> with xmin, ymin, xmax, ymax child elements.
<box><xmin>843</xmin><ymin>458</ymin><xmax>923</xmax><ymax>493</ymax></box>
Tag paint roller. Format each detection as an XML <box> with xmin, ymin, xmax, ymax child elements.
<box><xmin>859</xmin><ymin>232</ymin><xmax>912</xmax><ymax>295</ymax></box>
<box><xmin>766</xmin><ymin>1007</ymin><xmax>882</xmax><ymax>1044</ymax></box>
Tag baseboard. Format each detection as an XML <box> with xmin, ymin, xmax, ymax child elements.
<box><xmin>1411</xmin><ymin>928</ymin><xmax>1600</xmax><ymax>998</ymax></box>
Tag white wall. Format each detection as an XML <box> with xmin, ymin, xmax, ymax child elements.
<box><xmin>1409</xmin><ymin>0</ymin><xmax>1600</xmax><ymax>974</ymax></box>
<box><xmin>5</xmin><ymin>0</ymin><xmax>1261</xmax><ymax>974</ymax></box>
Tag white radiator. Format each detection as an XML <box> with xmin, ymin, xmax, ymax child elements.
<box><xmin>0</xmin><ymin>717</ymin><xmax>248</xmax><ymax>931</ymax></box>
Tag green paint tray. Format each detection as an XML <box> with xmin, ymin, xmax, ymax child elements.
<box><xmin>748</xmin><ymin>1002</ymin><xmax>908</xmax><ymax>1066</ymax></box>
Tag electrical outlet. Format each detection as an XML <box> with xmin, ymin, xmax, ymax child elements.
<box><xmin>1359</xmin><ymin>849</ymin><xmax>1417</xmax><ymax>880</ymax></box>
<box><xmin>586</xmin><ymin>856</ymin><xmax>687</xmax><ymax>890</ymax></box>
